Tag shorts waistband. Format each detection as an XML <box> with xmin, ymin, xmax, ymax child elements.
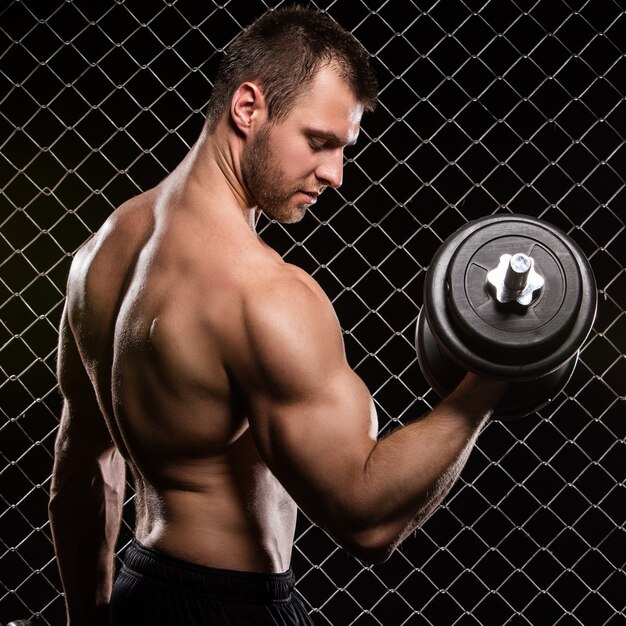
<box><xmin>121</xmin><ymin>539</ymin><xmax>296</xmax><ymax>602</ymax></box>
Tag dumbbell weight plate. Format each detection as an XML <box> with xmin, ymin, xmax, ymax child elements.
<box><xmin>416</xmin><ymin>214</ymin><xmax>597</xmax><ymax>419</ymax></box>
<box><xmin>416</xmin><ymin>307</ymin><xmax>578</xmax><ymax>419</ymax></box>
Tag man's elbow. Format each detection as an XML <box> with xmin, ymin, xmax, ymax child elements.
<box><xmin>334</xmin><ymin>525</ymin><xmax>402</xmax><ymax>565</ymax></box>
<box><xmin>330</xmin><ymin>503</ymin><xmax>437</xmax><ymax>565</ymax></box>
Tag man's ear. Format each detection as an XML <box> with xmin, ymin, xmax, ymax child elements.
<box><xmin>230</xmin><ymin>82</ymin><xmax>267</xmax><ymax>136</ymax></box>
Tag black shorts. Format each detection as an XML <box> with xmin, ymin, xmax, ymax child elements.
<box><xmin>110</xmin><ymin>539</ymin><xmax>314</xmax><ymax>626</ymax></box>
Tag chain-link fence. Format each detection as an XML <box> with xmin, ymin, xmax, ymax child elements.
<box><xmin>1</xmin><ymin>1</ymin><xmax>624</xmax><ymax>624</ymax></box>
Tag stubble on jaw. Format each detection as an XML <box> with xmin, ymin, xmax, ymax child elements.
<box><xmin>241</xmin><ymin>124</ymin><xmax>308</xmax><ymax>224</ymax></box>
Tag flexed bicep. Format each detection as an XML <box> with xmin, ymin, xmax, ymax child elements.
<box><xmin>231</xmin><ymin>269</ymin><xmax>378</xmax><ymax>540</ymax></box>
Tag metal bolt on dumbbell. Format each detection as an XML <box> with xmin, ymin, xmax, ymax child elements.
<box><xmin>486</xmin><ymin>252</ymin><xmax>544</xmax><ymax>305</ymax></box>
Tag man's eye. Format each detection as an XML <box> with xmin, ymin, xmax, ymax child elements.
<box><xmin>309</xmin><ymin>139</ymin><xmax>324</xmax><ymax>151</ymax></box>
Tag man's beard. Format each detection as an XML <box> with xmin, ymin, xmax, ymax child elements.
<box><xmin>241</xmin><ymin>125</ymin><xmax>308</xmax><ymax>224</ymax></box>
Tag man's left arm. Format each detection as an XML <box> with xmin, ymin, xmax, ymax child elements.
<box><xmin>49</xmin><ymin>302</ymin><xmax>125</xmax><ymax>626</ymax></box>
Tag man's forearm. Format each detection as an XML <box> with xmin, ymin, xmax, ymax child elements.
<box><xmin>340</xmin><ymin>374</ymin><xmax>506</xmax><ymax>561</ymax></box>
<box><xmin>406</xmin><ymin>374</ymin><xmax>507</xmax><ymax>523</ymax></box>
<box><xmin>49</xmin><ymin>449</ymin><xmax>125</xmax><ymax>626</ymax></box>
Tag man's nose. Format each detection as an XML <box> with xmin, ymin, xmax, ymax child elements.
<box><xmin>316</xmin><ymin>150</ymin><xmax>344</xmax><ymax>189</ymax></box>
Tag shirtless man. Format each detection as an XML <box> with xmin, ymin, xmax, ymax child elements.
<box><xmin>49</xmin><ymin>7</ymin><xmax>506</xmax><ymax>626</ymax></box>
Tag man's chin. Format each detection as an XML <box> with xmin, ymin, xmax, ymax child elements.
<box><xmin>264</xmin><ymin>204</ymin><xmax>307</xmax><ymax>224</ymax></box>
<box><xmin>283</xmin><ymin>208</ymin><xmax>308</xmax><ymax>224</ymax></box>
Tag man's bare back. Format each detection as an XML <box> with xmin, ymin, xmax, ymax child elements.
<box><xmin>69</xmin><ymin>178</ymin><xmax>300</xmax><ymax>573</ymax></box>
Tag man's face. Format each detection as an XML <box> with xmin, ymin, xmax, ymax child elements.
<box><xmin>242</xmin><ymin>64</ymin><xmax>364</xmax><ymax>224</ymax></box>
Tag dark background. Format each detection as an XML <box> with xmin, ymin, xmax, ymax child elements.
<box><xmin>1</xmin><ymin>1</ymin><xmax>624</xmax><ymax>624</ymax></box>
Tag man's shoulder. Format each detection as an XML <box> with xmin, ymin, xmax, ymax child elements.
<box><xmin>65</xmin><ymin>191</ymin><xmax>156</xmax><ymax>316</ymax></box>
<box><xmin>71</xmin><ymin>191</ymin><xmax>155</xmax><ymax>272</ymax></box>
<box><xmin>233</xmin><ymin>258</ymin><xmax>342</xmax><ymax>370</ymax></box>
<box><xmin>241</xmin><ymin>259</ymin><xmax>331</xmax><ymax>322</ymax></box>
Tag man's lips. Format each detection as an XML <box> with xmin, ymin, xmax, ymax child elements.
<box><xmin>298</xmin><ymin>190</ymin><xmax>320</xmax><ymax>204</ymax></box>
<box><xmin>298</xmin><ymin>188</ymin><xmax>325</xmax><ymax>204</ymax></box>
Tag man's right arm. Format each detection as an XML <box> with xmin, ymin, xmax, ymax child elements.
<box><xmin>49</xmin><ymin>297</ymin><xmax>125</xmax><ymax>626</ymax></box>
<box><xmin>231</xmin><ymin>268</ymin><xmax>506</xmax><ymax>563</ymax></box>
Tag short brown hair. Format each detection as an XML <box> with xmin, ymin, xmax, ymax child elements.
<box><xmin>205</xmin><ymin>6</ymin><xmax>378</xmax><ymax>132</ymax></box>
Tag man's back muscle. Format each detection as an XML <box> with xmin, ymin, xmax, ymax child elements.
<box><xmin>66</xmin><ymin>187</ymin><xmax>296</xmax><ymax>572</ymax></box>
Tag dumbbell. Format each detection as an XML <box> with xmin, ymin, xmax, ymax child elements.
<box><xmin>416</xmin><ymin>214</ymin><xmax>597</xmax><ymax>419</ymax></box>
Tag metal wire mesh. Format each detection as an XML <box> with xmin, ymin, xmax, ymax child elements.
<box><xmin>1</xmin><ymin>1</ymin><xmax>624</xmax><ymax>624</ymax></box>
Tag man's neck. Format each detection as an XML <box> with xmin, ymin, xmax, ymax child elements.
<box><xmin>178</xmin><ymin>123</ymin><xmax>257</xmax><ymax>230</ymax></box>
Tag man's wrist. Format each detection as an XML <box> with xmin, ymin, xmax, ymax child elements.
<box><xmin>447</xmin><ymin>372</ymin><xmax>509</xmax><ymax>422</ymax></box>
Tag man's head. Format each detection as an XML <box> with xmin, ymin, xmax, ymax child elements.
<box><xmin>239</xmin><ymin>62</ymin><xmax>365</xmax><ymax>223</ymax></box>
<box><xmin>205</xmin><ymin>6</ymin><xmax>378</xmax><ymax>132</ymax></box>
<box><xmin>206</xmin><ymin>6</ymin><xmax>378</xmax><ymax>224</ymax></box>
